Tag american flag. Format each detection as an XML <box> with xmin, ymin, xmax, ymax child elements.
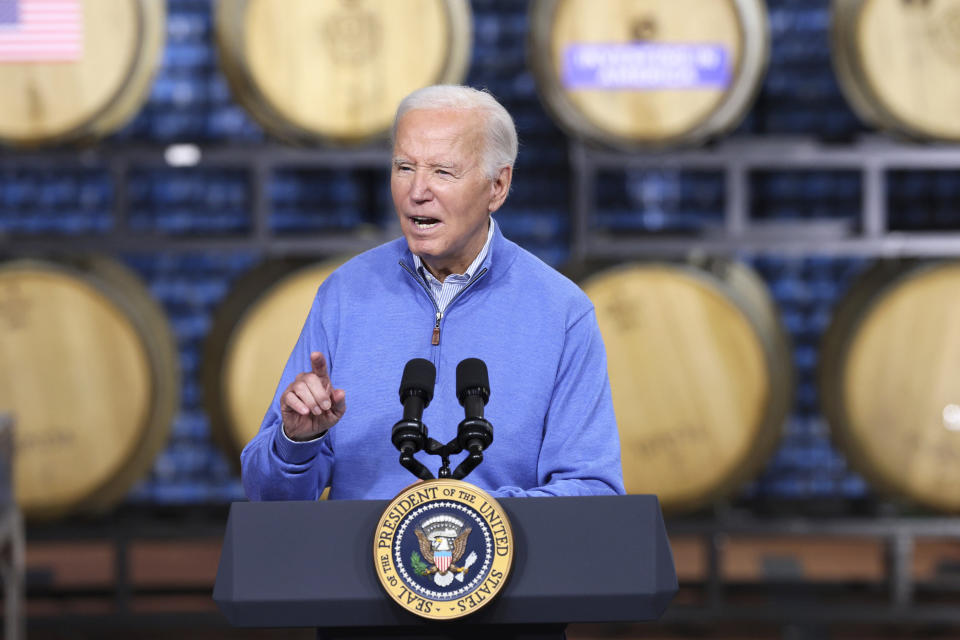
<box><xmin>0</xmin><ymin>0</ymin><xmax>82</xmax><ymax>62</ymax></box>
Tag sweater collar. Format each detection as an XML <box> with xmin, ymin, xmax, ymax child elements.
<box><xmin>397</xmin><ymin>215</ymin><xmax>517</xmax><ymax>278</ymax></box>
<box><xmin>411</xmin><ymin>217</ymin><xmax>495</xmax><ymax>282</ymax></box>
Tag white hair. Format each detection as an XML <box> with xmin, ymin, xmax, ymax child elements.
<box><xmin>392</xmin><ymin>85</ymin><xmax>518</xmax><ymax>180</ymax></box>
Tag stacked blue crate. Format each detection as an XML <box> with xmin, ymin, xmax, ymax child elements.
<box><xmin>128</xmin><ymin>169</ymin><xmax>250</xmax><ymax>234</ymax></box>
<box><xmin>736</xmin><ymin>0</ymin><xmax>956</xmax><ymax>506</ymax></box>
<box><xmin>371</xmin><ymin>169</ymin><xmax>400</xmax><ymax>227</ymax></box>
<box><xmin>743</xmin><ymin>255</ymin><xmax>870</xmax><ymax>502</ymax></box>
<box><xmin>270</xmin><ymin>170</ymin><xmax>365</xmax><ymax>233</ymax></box>
<box><xmin>751</xmin><ymin>171</ymin><xmax>860</xmax><ymax>223</ymax></box>
<box><xmin>105</xmin><ymin>0</ymin><xmax>264</xmax><ymax>504</ymax></box>
<box><xmin>468</xmin><ymin>2</ymin><xmax>570</xmax><ymax>267</ymax></box>
<box><xmin>113</xmin><ymin>0</ymin><xmax>264</xmax><ymax>142</ymax></box>
<box><xmin>888</xmin><ymin>171</ymin><xmax>960</xmax><ymax>231</ymax></box>
<box><xmin>595</xmin><ymin>170</ymin><xmax>725</xmax><ymax>234</ymax></box>
<box><xmin>735</xmin><ymin>0</ymin><xmax>863</xmax><ymax>138</ymax></box>
<box><xmin>93</xmin><ymin>0</ymin><xmax>261</xmax><ymax>510</ymax></box>
<box><xmin>0</xmin><ymin>169</ymin><xmax>112</xmax><ymax>234</ymax></box>
<box><xmin>738</xmin><ymin>2</ymin><xmax>959</xmax><ymax>506</ymax></box>
<box><xmin>123</xmin><ymin>251</ymin><xmax>259</xmax><ymax>504</ymax></box>
<box><xmin>108</xmin><ymin>0</ymin><xmax>265</xmax><ymax>504</ymax></box>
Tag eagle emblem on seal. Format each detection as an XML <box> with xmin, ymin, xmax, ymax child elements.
<box><xmin>412</xmin><ymin>514</ymin><xmax>478</xmax><ymax>587</ymax></box>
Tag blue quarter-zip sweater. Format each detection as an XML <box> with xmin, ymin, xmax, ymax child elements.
<box><xmin>241</xmin><ymin>223</ymin><xmax>625</xmax><ymax>500</ymax></box>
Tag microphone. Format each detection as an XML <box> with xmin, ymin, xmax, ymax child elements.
<box><xmin>392</xmin><ymin>359</ymin><xmax>436</xmax><ymax>480</ymax></box>
<box><xmin>452</xmin><ymin>358</ymin><xmax>493</xmax><ymax>480</ymax></box>
<box><xmin>399</xmin><ymin>358</ymin><xmax>435</xmax><ymax>424</ymax></box>
<box><xmin>456</xmin><ymin>358</ymin><xmax>490</xmax><ymax>422</ymax></box>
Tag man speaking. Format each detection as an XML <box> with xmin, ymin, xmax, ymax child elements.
<box><xmin>241</xmin><ymin>85</ymin><xmax>624</xmax><ymax>500</ymax></box>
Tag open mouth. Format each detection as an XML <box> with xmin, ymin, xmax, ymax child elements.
<box><xmin>411</xmin><ymin>216</ymin><xmax>441</xmax><ymax>229</ymax></box>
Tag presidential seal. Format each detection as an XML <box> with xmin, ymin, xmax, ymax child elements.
<box><xmin>373</xmin><ymin>479</ymin><xmax>513</xmax><ymax>620</ymax></box>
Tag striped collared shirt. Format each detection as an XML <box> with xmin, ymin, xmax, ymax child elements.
<box><xmin>412</xmin><ymin>218</ymin><xmax>495</xmax><ymax>313</ymax></box>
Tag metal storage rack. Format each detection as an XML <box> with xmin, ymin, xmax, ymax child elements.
<box><xmin>665</xmin><ymin>515</ymin><xmax>960</xmax><ymax>626</ymax></box>
<box><xmin>4</xmin><ymin>135</ymin><xmax>960</xmax><ymax>256</ymax></box>
<box><xmin>570</xmin><ymin>136</ymin><xmax>960</xmax><ymax>259</ymax></box>
<box><xmin>0</xmin><ymin>415</ymin><xmax>24</xmax><ymax>640</ymax></box>
<box><xmin>25</xmin><ymin>505</ymin><xmax>228</xmax><ymax>632</ymax></box>
<box><xmin>0</xmin><ymin>144</ymin><xmax>396</xmax><ymax>256</ymax></box>
<box><xmin>567</xmin><ymin>135</ymin><xmax>960</xmax><ymax>634</ymax></box>
<box><xmin>4</xmin><ymin>137</ymin><xmax>960</xmax><ymax>635</ymax></box>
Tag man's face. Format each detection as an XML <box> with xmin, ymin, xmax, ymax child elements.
<box><xmin>391</xmin><ymin>108</ymin><xmax>511</xmax><ymax>280</ymax></box>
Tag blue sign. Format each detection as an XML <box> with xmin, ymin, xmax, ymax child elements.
<box><xmin>563</xmin><ymin>42</ymin><xmax>731</xmax><ymax>90</ymax></box>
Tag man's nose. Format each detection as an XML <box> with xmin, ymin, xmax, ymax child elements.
<box><xmin>410</xmin><ymin>169</ymin><xmax>433</xmax><ymax>203</ymax></box>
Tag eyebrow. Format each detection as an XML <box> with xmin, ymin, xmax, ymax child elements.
<box><xmin>392</xmin><ymin>158</ymin><xmax>459</xmax><ymax>171</ymax></box>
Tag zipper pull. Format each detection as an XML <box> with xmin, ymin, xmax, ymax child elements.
<box><xmin>432</xmin><ymin>311</ymin><xmax>442</xmax><ymax>346</ymax></box>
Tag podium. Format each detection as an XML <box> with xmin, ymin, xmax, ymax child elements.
<box><xmin>214</xmin><ymin>495</ymin><xmax>677</xmax><ymax>639</ymax></box>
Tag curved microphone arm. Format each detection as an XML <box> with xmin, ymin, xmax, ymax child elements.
<box><xmin>392</xmin><ymin>417</ymin><xmax>435</xmax><ymax>480</ymax></box>
<box><xmin>398</xmin><ymin>446</ymin><xmax>435</xmax><ymax>481</ymax></box>
<box><xmin>451</xmin><ymin>416</ymin><xmax>493</xmax><ymax>480</ymax></box>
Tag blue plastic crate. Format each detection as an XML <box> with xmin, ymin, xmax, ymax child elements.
<box><xmin>172</xmin><ymin>411</ymin><xmax>210</xmax><ymax>440</ymax></box>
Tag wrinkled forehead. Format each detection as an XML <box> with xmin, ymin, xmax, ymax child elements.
<box><xmin>393</xmin><ymin>108</ymin><xmax>485</xmax><ymax>162</ymax></box>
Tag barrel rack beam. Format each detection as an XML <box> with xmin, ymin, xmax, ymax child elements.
<box><xmin>2</xmin><ymin>136</ymin><xmax>960</xmax><ymax>257</ymax></box>
<box><xmin>570</xmin><ymin>135</ymin><xmax>960</xmax><ymax>260</ymax></box>
<box><xmin>0</xmin><ymin>144</ymin><xmax>396</xmax><ymax>257</ymax></box>
<box><xmin>662</xmin><ymin>515</ymin><xmax>960</xmax><ymax>626</ymax></box>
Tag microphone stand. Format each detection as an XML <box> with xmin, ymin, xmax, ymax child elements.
<box><xmin>392</xmin><ymin>358</ymin><xmax>493</xmax><ymax>482</ymax></box>
<box><xmin>394</xmin><ymin>419</ymin><xmax>493</xmax><ymax>481</ymax></box>
<box><xmin>391</xmin><ymin>388</ymin><xmax>434</xmax><ymax>481</ymax></box>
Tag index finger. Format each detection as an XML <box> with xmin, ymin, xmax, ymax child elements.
<box><xmin>310</xmin><ymin>351</ymin><xmax>329</xmax><ymax>380</ymax></box>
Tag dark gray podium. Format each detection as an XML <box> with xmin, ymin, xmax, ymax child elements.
<box><xmin>214</xmin><ymin>495</ymin><xmax>677</xmax><ymax>639</ymax></box>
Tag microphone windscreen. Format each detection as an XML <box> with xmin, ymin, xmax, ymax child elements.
<box><xmin>456</xmin><ymin>358</ymin><xmax>489</xmax><ymax>401</ymax></box>
<box><xmin>399</xmin><ymin>358</ymin><xmax>436</xmax><ymax>404</ymax></box>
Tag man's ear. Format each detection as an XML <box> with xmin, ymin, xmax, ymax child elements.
<box><xmin>488</xmin><ymin>166</ymin><xmax>513</xmax><ymax>213</ymax></box>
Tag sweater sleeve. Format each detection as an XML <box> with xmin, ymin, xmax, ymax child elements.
<box><xmin>240</xmin><ymin>290</ymin><xmax>335</xmax><ymax>501</ymax></box>
<box><xmin>490</xmin><ymin>307</ymin><xmax>626</xmax><ymax>498</ymax></box>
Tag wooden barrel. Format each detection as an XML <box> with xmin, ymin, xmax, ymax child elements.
<box><xmin>203</xmin><ymin>258</ymin><xmax>346</xmax><ymax>467</ymax></box>
<box><xmin>831</xmin><ymin>0</ymin><xmax>960</xmax><ymax>142</ymax></box>
<box><xmin>0</xmin><ymin>257</ymin><xmax>179</xmax><ymax>520</ymax></box>
<box><xmin>579</xmin><ymin>260</ymin><xmax>792</xmax><ymax>514</ymax></box>
<box><xmin>0</xmin><ymin>0</ymin><xmax>165</xmax><ymax>148</ymax></box>
<box><xmin>214</xmin><ymin>0</ymin><xmax>472</xmax><ymax>145</ymax></box>
<box><xmin>528</xmin><ymin>0</ymin><xmax>769</xmax><ymax>149</ymax></box>
<box><xmin>820</xmin><ymin>260</ymin><xmax>960</xmax><ymax>512</ymax></box>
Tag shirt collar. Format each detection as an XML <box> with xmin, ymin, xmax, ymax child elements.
<box><xmin>412</xmin><ymin>217</ymin><xmax>496</xmax><ymax>283</ymax></box>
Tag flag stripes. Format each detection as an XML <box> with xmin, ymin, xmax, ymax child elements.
<box><xmin>0</xmin><ymin>0</ymin><xmax>82</xmax><ymax>62</ymax></box>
